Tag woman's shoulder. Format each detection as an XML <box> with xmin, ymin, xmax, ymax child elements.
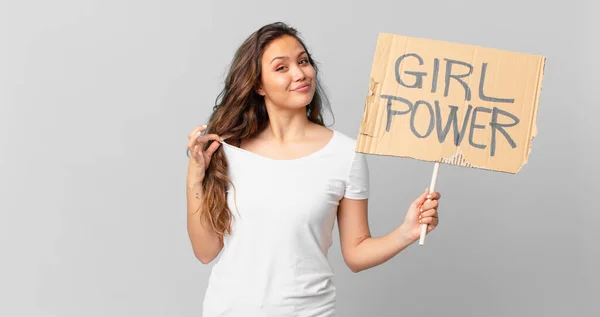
<box><xmin>329</xmin><ymin>128</ymin><xmax>359</xmax><ymax>152</ymax></box>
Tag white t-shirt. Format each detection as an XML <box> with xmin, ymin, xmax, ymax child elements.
<box><xmin>202</xmin><ymin>129</ymin><xmax>370</xmax><ymax>317</ymax></box>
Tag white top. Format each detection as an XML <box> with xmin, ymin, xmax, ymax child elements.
<box><xmin>202</xmin><ymin>129</ymin><xmax>370</xmax><ymax>317</ymax></box>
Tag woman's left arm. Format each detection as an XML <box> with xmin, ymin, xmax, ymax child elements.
<box><xmin>337</xmin><ymin>189</ymin><xmax>441</xmax><ymax>273</ymax></box>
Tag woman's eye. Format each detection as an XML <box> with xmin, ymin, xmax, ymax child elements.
<box><xmin>299</xmin><ymin>59</ymin><xmax>309</xmax><ymax>64</ymax></box>
<box><xmin>276</xmin><ymin>66</ymin><xmax>286</xmax><ymax>71</ymax></box>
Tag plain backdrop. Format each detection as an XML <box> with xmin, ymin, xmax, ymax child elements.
<box><xmin>1</xmin><ymin>0</ymin><xmax>598</xmax><ymax>316</ymax></box>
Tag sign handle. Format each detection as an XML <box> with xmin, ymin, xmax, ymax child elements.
<box><xmin>419</xmin><ymin>162</ymin><xmax>440</xmax><ymax>246</ymax></box>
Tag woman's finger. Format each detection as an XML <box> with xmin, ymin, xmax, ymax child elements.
<box><xmin>188</xmin><ymin>125</ymin><xmax>207</xmax><ymax>139</ymax></box>
<box><xmin>188</xmin><ymin>144</ymin><xmax>195</xmax><ymax>159</ymax></box>
<box><xmin>418</xmin><ymin>216</ymin><xmax>436</xmax><ymax>224</ymax></box>
<box><xmin>420</xmin><ymin>199</ymin><xmax>438</xmax><ymax>211</ymax></box>
<box><xmin>427</xmin><ymin>218</ymin><xmax>439</xmax><ymax>232</ymax></box>
<box><xmin>419</xmin><ymin>208</ymin><xmax>437</xmax><ymax>219</ymax></box>
<box><xmin>196</xmin><ymin>133</ymin><xmax>224</xmax><ymax>146</ymax></box>
<box><xmin>426</xmin><ymin>191</ymin><xmax>441</xmax><ymax>201</ymax></box>
<box><xmin>427</xmin><ymin>224</ymin><xmax>436</xmax><ymax>233</ymax></box>
<box><xmin>204</xmin><ymin>139</ymin><xmax>222</xmax><ymax>160</ymax></box>
<box><xmin>187</xmin><ymin>129</ymin><xmax>205</xmax><ymax>150</ymax></box>
<box><xmin>187</xmin><ymin>132</ymin><xmax>220</xmax><ymax>153</ymax></box>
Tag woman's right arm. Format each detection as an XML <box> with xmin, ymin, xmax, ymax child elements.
<box><xmin>186</xmin><ymin>181</ymin><xmax>223</xmax><ymax>264</ymax></box>
<box><xmin>185</xmin><ymin>125</ymin><xmax>224</xmax><ymax>264</ymax></box>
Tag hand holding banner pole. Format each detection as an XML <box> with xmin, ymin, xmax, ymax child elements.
<box><xmin>419</xmin><ymin>162</ymin><xmax>439</xmax><ymax>246</ymax></box>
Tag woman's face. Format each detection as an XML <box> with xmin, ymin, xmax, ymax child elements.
<box><xmin>257</xmin><ymin>35</ymin><xmax>316</xmax><ymax>111</ymax></box>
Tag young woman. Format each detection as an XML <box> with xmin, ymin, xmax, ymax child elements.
<box><xmin>185</xmin><ymin>22</ymin><xmax>441</xmax><ymax>317</ymax></box>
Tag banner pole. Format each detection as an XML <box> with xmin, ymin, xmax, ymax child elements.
<box><xmin>419</xmin><ymin>162</ymin><xmax>440</xmax><ymax>246</ymax></box>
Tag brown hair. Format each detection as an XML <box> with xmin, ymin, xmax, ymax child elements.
<box><xmin>197</xmin><ymin>22</ymin><xmax>333</xmax><ymax>239</ymax></box>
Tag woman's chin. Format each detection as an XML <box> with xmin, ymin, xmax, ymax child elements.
<box><xmin>269</xmin><ymin>94</ymin><xmax>315</xmax><ymax>111</ymax></box>
<box><xmin>291</xmin><ymin>95</ymin><xmax>315</xmax><ymax>108</ymax></box>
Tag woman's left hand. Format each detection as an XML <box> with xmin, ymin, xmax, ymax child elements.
<box><xmin>400</xmin><ymin>188</ymin><xmax>441</xmax><ymax>243</ymax></box>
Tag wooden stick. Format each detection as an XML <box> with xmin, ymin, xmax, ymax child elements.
<box><xmin>419</xmin><ymin>162</ymin><xmax>440</xmax><ymax>246</ymax></box>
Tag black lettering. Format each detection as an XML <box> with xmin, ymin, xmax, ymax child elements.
<box><xmin>435</xmin><ymin>102</ymin><xmax>472</xmax><ymax>146</ymax></box>
<box><xmin>479</xmin><ymin>63</ymin><xmax>515</xmax><ymax>103</ymax></box>
<box><xmin>410</xmin><ymin>100</ymin><xmax>434</xmax><ymax>138</ymax></box>
<box><xmin>382</xmin><ymin>94</ymin><xmax>413</xmax><ymax>132</ymax></box>
<box><xmin>469</xmin><ymin>107</ymin><xmax>490</xmax><ymax>150</ymax></box>
<box><xmin>490</xmin><ymin>107</ymin><xmax>519</xmax><ymax>156</ymax></box>
<box><xmin>395</xmin><ymin>53</ymin><xmax>426</xmax><ymax>89</ymax></box>
<box><xmin>444</xmin><ymin>58</ymin><xmax>473</xmax><ymax>101</ymax></box>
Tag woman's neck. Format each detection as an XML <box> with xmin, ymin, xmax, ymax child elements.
<box><xmin>260</xmin><ymin>107</ymin><xmax>313</xmax><ymax>145</ymax></box>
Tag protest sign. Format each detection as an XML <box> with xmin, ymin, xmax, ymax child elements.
<box><xmin>356</xmin><ymin>33</ymin><xmax>546</xmax><ymax>244</ymax></box>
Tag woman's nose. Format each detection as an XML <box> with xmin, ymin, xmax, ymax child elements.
<box><xmin>290</xmin><ymin>65</ymin><xmax>306</xmax><ymax>81</ymax></box>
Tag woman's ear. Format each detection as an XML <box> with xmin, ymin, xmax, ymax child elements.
<box><xmin>256</xmin><ymin>85</ymin><xmax>265</xmax><ymax>96</ymax></box>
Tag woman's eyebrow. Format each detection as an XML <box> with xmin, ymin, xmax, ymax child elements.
<box><xmin>270</xmin><ymin>51</ymin><xmax>307</xmax><ymax>64</ymax></box>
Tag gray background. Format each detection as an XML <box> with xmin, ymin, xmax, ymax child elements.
<box><xmin>1</xmin><ymin>0</ymin><xmax>598</xmax><ymax>316</ymax></box>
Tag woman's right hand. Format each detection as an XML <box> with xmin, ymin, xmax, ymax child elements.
<box><xmin>187</xmin><ymin>125</ymin><xmax>224</xmax><ymax>184</ymax></box>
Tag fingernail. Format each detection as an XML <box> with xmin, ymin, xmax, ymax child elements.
<box><xmin>202</xmin><ymin>124</ymin><xmax>207</xmax><ymax>128</ymax></box>
<box><xmin>426</xmin><ymin>194</ymin><xmax>431</xmax><ymax>199</ymax></box>
<box><xmin>419</xmin><ymin>220</ymin><xmax>422</xmax><ymax>223</ymax></box>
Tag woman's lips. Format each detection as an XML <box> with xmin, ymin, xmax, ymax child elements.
<box><xmin>292</xmin><ymin>84</ymin><xmax>310</xmax><ymax>92</ymax></box>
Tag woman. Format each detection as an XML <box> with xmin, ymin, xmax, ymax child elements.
<box><xmin>185</xmin><ymin>22</ymin><xmax>440</xmax><ymax>317</ymax></box>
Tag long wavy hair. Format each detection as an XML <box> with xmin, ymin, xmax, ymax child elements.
<box><xmin>197</xmin><ymin>22</ymin><xmax>333</xmax><ymax>240</ymax></box>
